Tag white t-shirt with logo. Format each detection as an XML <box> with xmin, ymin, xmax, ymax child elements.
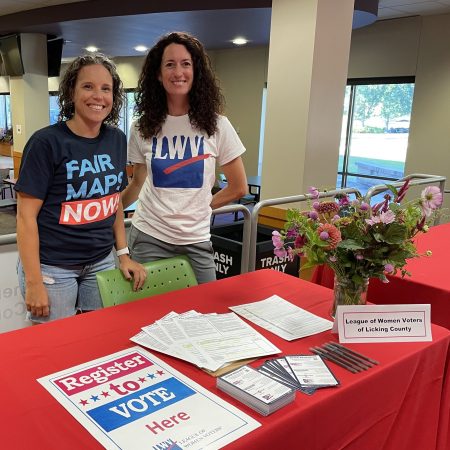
<box><xmin>128</xmin><ymin>114</ymin><xmax>245</xmax><ymax>245</ymax></box>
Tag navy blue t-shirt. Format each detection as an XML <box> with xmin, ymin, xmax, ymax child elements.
<box><xmin>15</xmin><ymin>122</ymin><xmax>127</xmax><ymax>265</ymax></box>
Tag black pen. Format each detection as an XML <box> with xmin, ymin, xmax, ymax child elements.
<box><xmin>322</xmin><ymin>343</ymin><xmax>372</xmax><ymax>370</ymax></box>
<box><xmin>314</xmin><ymin>346</ymin><xmax>366</xmax><ymax>372</ymax></box>
<box><xmin>310</xmin><ymin>347</ymin><xmax>361</xmax><ymax>374</ymax></box>
<box><xmin>328</xmin><ymin>342</ymin><xmax>379</xmax><ymax>365</ymax></box>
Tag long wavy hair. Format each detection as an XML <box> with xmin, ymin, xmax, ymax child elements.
<box><xmin>136</xmin><ymin>32</ymin><xmax>224</xmax><ymax>139</ymax></box>
<box><xmin>58</xmin><ymin>54</ymin><xmax>124</xmax><ymax>126</ymax></box>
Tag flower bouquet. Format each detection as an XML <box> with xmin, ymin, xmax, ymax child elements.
<box><xmin>272</xmin><ymin>182</ymin><xmax>443</xmax><ymax>316</ymax></box>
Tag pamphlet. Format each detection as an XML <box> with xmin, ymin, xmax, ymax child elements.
<box><xmin>257</xmin><ymin>355</ymin><xmax>339</xmax><ymax>395</ymax></box>
<box><xmin>217</xmin><ymin>365</ymin><xmax>296</xmax><ymax>416</ymax></box>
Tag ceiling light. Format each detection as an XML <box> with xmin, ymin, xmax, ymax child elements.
<box><xmin>134</xmin><ymin>45</ymin><xmax>148</xmax><ymax>52</ymax></box>
<box><xmin>232</xmin><ymin>37</ymin><xmax>248</xmax><ymax>46</ymax></box>
<box><xmin>85</xmin><ymin>46</ymin><xmax>98</xmax><ymax>52</ymax></box>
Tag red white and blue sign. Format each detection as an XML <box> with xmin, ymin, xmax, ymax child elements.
<box><xmin>38</xmin><ymin>347</ymin><xmax>260</xmax><ymax>449</ymax></box>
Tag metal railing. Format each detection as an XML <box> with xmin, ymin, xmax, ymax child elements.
<box><xmin>248</xmin><ymin>187</ymin><xmax>361</xmax><ymax>272</ymax></box>
<box><xmin>1</xmin><ymin>205</ymin><xmax>252</xmax><ymax>276</ymax></box>
<box><xmin>211</xmin><ymin>203</ymin><xmax>251</xmax><ymax>274</ymax></box>
<box><xmin>364</xmin><ymin>173</ymin><xmax>446</xmax><ymax>226</ymax></box>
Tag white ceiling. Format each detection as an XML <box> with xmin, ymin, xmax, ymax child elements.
<box><xmin>0</xmin><ymin>0</ymin><xmax>450</xmax><ymax>58</ymax></box>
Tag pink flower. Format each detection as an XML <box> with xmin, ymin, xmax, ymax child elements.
<box><xmin>316</xmin><ymin>201</ymin><xmax>340</xmax><ymax>215</ymax></box>
<box><xmin>360</xmin><ymin>202</ymin><xmax>369</xmax><ymax>211</ymax></box>
<box><xmin>308</xmin><ymin>186</ymin><xmax>320</xmax><ymax>199</ymax></box>
<box><xmin>338</xmin><ymin>195</ymin><xmax>350</xmax><ymax>207</ymax></box>
<box><xmin>384</xmin><ymin>263</ymin><xmax>394</xmax><ymax>274</ymax></box>
<box><xmin>420</xmin><ymin>186</ymin><xmax>443</xmax><ymax>217</ymax></box>
<box><xmin>272</xmin><ymin>230</ymin><xmax>284</xmax><ymax>249</ymax></box>
<box><xmin>274</xmin><ymin>247</ymin><xmax>287</xmax><ymax>258</ymax></box>
<box><xmin>309</xmin><ymin>211</ymin><xmax>319</xmax><ymax>220</ymax></box>
<box><xmin>287</xmin><ymin>247</ymin><xmax>295</xmax><ymax>261</ymax></box>
<box><xmin>319</xmin><ymin>231</ymin><xmax>329</xmax><ymax>241</ymax></box>
<box><xmin>365</xmin><ymin>210</ymin><xmax>396</xmax><ymax>226</ymax></box>
<box><xmin>317</xmin><ymin>223</ymin><xmax>341</xmax><ymax>249</ymax></box>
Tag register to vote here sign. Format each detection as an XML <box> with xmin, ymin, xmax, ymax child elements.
<box><xmin>38</xmin><ymin>347</ymin><xmax>260</xmax><ymax>450</ymax></box>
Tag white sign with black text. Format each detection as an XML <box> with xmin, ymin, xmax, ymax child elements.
<box><xmin>336</xmin><ymin>304</ymin><xmax>432</xmax><ymax>343</ymax></box>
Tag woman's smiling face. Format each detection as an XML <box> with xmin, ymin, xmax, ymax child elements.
<box><xmin>159</xmin><ymin>43</ymin><xmax>194</xmax><ymax>100</ymax></box>
<box><xmin>71</xmin><ymin>64</ymin><xmax>113</xmax><ymax>128</ymax></box>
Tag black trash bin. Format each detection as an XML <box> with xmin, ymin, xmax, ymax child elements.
<box><xmin>211</xmin><ymin>222</ymin><xmax>299</xmax><ymax>279</ymax></box>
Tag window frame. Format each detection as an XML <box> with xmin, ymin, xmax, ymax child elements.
<box><xmin>338</xmin><ymin>76</ymin><xmax>415</xmax><ymax>190</ymax></box>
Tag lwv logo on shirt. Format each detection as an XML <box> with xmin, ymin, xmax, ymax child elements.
<box><xmin>151</xmin><ymin>135</ymin><xmax>208</xmax><ymax>188</ymax></box>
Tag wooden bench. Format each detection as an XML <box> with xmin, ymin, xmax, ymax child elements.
<box><xmin>0</xmin><ymin>198</ymin><xmax>17</xmax><ymax>211</ymax></box>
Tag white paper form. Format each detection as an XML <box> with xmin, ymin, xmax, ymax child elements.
<box><xmin>136</xmin><ymin>313</ymin><xmax>222</xmax><ymax>370</ymax></box>
<box><xmin>130</xmin><ymin>331</ymin><xmax>205</xmax><ymax>367</ymax></box>
<box><xmin>170</xmin><ymin>313</ymin><xmax>280</xmax><ymax>365</ymax></box>
<box><xmin>230</xmin><ymin>295</ymin><xmax>333</xmax><ymax>341</ymax></box>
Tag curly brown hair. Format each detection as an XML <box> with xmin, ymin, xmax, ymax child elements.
<box><xmin>58</xmin><ymin>54</ymin><xmax>124</xmax><ymax>126</ymax></box>
<box><xmin>136</xmin><ymin>32</ymin><xmax>224</xmax><ymax>139</ymax></box>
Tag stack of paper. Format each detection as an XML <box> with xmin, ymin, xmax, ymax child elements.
<box><xmin>131</xmin><ymin>310</ymin><xmax>281</xmax><ymax>372</ymax></box>
<box><xmin>258</xmin><ymin>354</ymin><xmax>339</xmax><ymax>395</ymax></box>
<box><xmin>230</xmin><ymin>295</ymin><xmax>333</xmax><ymax>340</ymax></box>
<box><xmin>217</xmin><ymin>365</ymin><xmax>296</xmax><ymax>416</ymax></box>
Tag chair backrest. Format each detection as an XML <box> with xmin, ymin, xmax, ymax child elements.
<box><xmin>96</xmin><ymin>255</ymin><xmax>198</xmax><ymax>307</ymax></box>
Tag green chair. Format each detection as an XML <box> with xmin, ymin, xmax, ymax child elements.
<box><xmin>96</xmin><ymin>255</ymin><xmax>198</xmax><ymax>307</ymax></box>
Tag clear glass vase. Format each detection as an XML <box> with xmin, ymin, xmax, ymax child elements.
<box><xmin>331</xmin><ymin>274</ymin><xmax>369</xmax><ymax>318</ymax></box>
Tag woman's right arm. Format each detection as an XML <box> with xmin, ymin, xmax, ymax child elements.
<box><xmin>121</xmin><ymin>162</ymin><xmax>147</xmax><ymax>208</ymax></box>
<box><xmin>16</xmin><ymin>192</ymin><xmax>49</xmax><ymax>317</ymax></box>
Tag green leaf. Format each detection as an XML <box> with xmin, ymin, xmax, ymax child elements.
<box><xmin>338</xmin><ymin>239</ymin><xmax>365</xmax><ymax>250</ymax></box>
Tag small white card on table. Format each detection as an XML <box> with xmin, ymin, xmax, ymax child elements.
<box><xmin>336</xmin><ymin>304</ymin><xmax>432</xmax><ymax>343</ymax></box>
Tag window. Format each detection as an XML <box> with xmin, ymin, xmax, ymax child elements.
<box><xmin>0</xmin><ymin>93</ymin><xmax>11</xmax><ymax>131</ymax></box>
<box><xmin>337</xmin><ymin>78</ymin><xmax>415</xmax><ymax>203</ymax></box>
<box><xmin>49</xmin><ymin>92</ymin><xmax>59</xmax><ymax>125</ymax></box>
<box><xmin>118</xmin><ymin>90</ymin><xmax>137</xmax><ymax>137</ymax></box>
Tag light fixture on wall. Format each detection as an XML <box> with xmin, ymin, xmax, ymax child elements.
<box><xmin>232</xmin><ymin>37</ymin><xmax>248</xmax><ymax>46</ymax></box>
<box><xmin>85</xmin><ymin>46</ymin><xmax>98</xmax><ymax>52</ymax></box>
<box><xmin>134</xmin><ymin>45</ymin><xmax>148</xmax><ymax>52</ymax></box>
<box><xmin>353</xmin><ymin>0</ymin><xmax>379</xmax><ymax>29</ymax></box>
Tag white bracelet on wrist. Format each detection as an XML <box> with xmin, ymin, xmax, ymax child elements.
<box><xmin>116</xmin><ymin>247</ymin><xmax>130</xmax><ymax>257</ymax></box>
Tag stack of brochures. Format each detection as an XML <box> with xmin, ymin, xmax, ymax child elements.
<box><xmin>217</xmin><ymin>365</ymin><xmax>296</xmax><ymax>416</ymax></box>
<box><xmin>130</xmin><ymin>310</ymin><xmax>281</xmax><ymax>372</ymax></box>
<box><xmin>257</xmin><ymin>354</ymin><xmax>339</xmax><ymax>395</ymax></box>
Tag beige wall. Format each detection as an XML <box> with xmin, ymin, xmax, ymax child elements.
<box><xmin>348</xmin><ymin>16</ymin><xmax>421</xmax><ymax>78</ymax></box>
<box><xmin>403</xmin><ymin>14</ymin><xmax>450</xmax><ymax>214</ymax></box>
<box><xmin>210</xmin><ymin>46</ymin><xmax>268</xmax><ymax>177</ymax></box>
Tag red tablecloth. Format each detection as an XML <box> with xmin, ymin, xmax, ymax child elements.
<box><xmin>1</xmin><ymin>270</ymin><xmax>449</xmax><ymax>450</ymax></box>
<box><xmin>313</xmin><ymin>222</ymin><xmax>450</xmax><ymax>330</ymax></box>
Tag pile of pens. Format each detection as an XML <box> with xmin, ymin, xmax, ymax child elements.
<box><xmin>310</xmin><ymin>342</ymin><xmax>379</xmax><ymax>373</ymax></box>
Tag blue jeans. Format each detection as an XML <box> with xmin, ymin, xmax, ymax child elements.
<box><xmin>17</xmin><ymin>252</ymin><xmax>115</xmax><ymax>323</ymax></box>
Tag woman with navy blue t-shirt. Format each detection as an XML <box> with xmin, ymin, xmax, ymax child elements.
<box><xmin>15</xmin><ymin>54</ymin><xmax>146</xmax><ymax>323</ymax></box>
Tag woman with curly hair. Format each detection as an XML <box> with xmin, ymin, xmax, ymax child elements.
<box><xmin>123</xmin><ymin>32</ymin><xmax>248</xmax><ymax>283</ymax></box>
<box><xmin>16</xmin><ymin>54</ymin><xmax>146</xmax><ymax>323</ymax></box>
